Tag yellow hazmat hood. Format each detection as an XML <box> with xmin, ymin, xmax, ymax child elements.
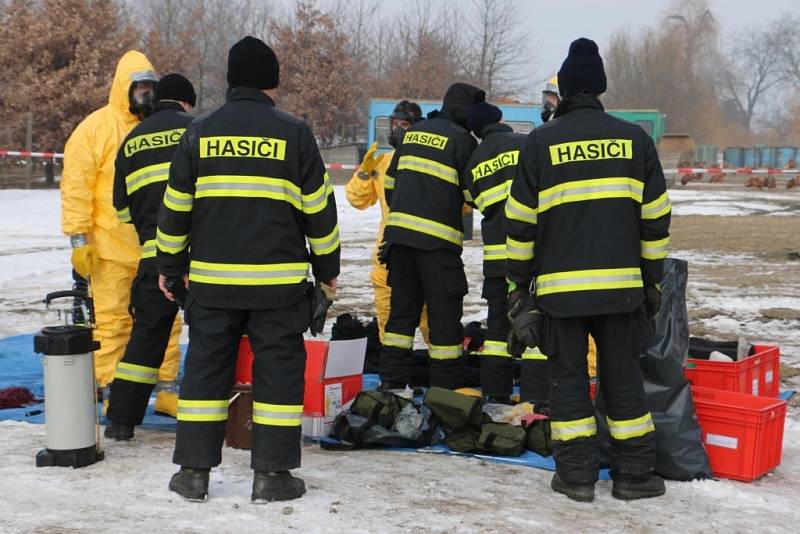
<box><xmin>108</xmin><ymin>50</ymin><xmax>157</xmax><ymax>117</ymax></box>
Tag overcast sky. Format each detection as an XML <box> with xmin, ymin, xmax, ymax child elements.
<box><xmin>530</xmin><ymin>0</ymin><xmax>799</xmax><ymax>86</ymax></box>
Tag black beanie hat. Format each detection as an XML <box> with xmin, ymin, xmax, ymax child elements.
<box><xmin>227</xmin><ymin>36</ymin><xmax>280</xmax><ymax>90</ymax></box>
<box><xmin>155</xmin><ymin>73</ymin><xmax>196</xmax><ymax>107</ymax></box>
<box><xmin>466</xmin><ymin>102</ymin><xmax>502</xmax><ymax>136</ymax></box>
<box><xmin>557</xmin><ymin>38</ymin><xmax>607</xmax><ymax>98</ymax></box>
<box><xmin>441</xmin><ymin>82</ymin><xmax>486</xmax><ymax>125</ymax></box>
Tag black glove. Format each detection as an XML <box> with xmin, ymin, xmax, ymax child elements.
<box><xmin>310</xmin><ymin>282</ymin><xmax>335</xmax><ymax>336</ymax></box>
<box><xmin>165</xmin><ymin>276</ymin><xmax>187</xmax><ymax>309</ymax></box>
<box><xmin>377</xmin><ymin>240</ymin><xmax>391</xmax><ymax>266</ymax></box>
<box><xmin>644</xmin><ymin>285</ymin><xmax>661</xmax><ymax>318</ymax></box>
<box><xmin>507</xmin><ymin>288</ymin><xmax>544</xmax><ymax>352</ymax></box>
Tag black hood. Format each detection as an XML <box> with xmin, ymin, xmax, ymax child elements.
<box><xmin>441</xmin><ymin>83</ymin><xmax>486</xmax><ymax>126</ymax></box>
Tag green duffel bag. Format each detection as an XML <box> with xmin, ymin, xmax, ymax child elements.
<box><xmin>525</xmin><ymin>417</ymin><xmax>553</xmax><ymax>456</ymax></box>
<box><xmin>350</xmin><ymin>390</ymin><xmax>411</xmax><ymax>429</ymax></box>
<box><xmin>444</xmin><ymin>427</ymin><xmax>481</xmax><ymax>452</ymax></box>
<box><xmin>423</xmin><ymin>387</ymin><xmax>485</xmax><ymax>430</ymax></box>
<box><xmin>478</xmin><ymin>422</ymin><xmax>526</xmax><ymax>457</ymax></box>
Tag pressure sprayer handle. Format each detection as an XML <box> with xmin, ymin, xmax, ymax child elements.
<box><xmin>44</xmin><ymin>289</ymin><xmax>96</xmax><ymax>326</ymax></box>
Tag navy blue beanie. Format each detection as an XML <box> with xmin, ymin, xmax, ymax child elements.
<box><xmin>557</xmin><ymin>38</ymin><xmax>607</xmax><ymax>98</ymax></box>
<box><xmin>466</xmin><ymin>102</ymin><xmax>503</xmax><ymax>136</ymax></box>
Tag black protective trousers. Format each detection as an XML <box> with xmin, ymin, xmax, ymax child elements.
<box><xmin>482</xmin><ymin>277</ymin><xmax>550</xmax><ymax>401</ymax></box>
<box><xmin>172</xmin><ymin>294</ymin><xmax>310</xmax><ymax>472</ymax></box>
<box><xmin>542</xmin><ymin>308</ymin><xmax>656</xmax><ymax>485</ymax></box>
<box><xmin>379</xmin><ymin>244</ymin><xmax>467</xmax><ymax>389</ymax></box>
<box><xmin>107</xmin><ymin>270</ymin><xmax>178</xmax><ymax>426</ymax></box>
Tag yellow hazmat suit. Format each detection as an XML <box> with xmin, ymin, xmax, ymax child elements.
<box><xmin>345</xmin><ymin>143</ymin><xmax>429</xmax><ymax>345</ymax></box>
<box><xmin>60</xmin><ymin>51</ymin><xmax>181</xmax><ymax>413</ymax></box>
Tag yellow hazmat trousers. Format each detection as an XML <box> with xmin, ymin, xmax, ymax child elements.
<box><xmin>60</xmin><ymin>51</ymin><xmax>181</xmax><ymax>390</ymax></box>
<box><xmin>345</xmin><ymin>145</ymin><xmax>430</xmax><ymax>345</ymax></box>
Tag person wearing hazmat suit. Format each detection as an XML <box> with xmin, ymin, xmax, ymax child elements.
<box><xmin>60</xmin><ymin>51</ymin><xmax>182</xmax><ymax>417</ymax></box>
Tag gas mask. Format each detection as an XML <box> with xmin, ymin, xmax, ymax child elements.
<box><xmin>388</xmin><ymin>124</ymin><xmax>407</xmax><ymax>149</ymax></box>
<box><xmin>129</xmin><ymin>83</ymin><xmax>155</xmax><ymax>119</ymax></box>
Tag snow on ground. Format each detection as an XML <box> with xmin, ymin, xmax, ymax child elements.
<box><xmin>669</xmin><ymin>187</ymin><xmax>800</xmax><ymax>217</ymax></box>
<box><xmin>1</xmin><ymin>186</ymin><xmax>800</xmax><ymax>532</ymax></box>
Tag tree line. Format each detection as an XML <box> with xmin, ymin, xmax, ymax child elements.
<box><xmin>1</xmin><ymin>0</ymin><xmax>799</xmax><ymax>153</ymax></box>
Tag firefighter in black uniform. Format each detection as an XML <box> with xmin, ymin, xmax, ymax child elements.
<box><xmin>461</xmin><ymin>102</ymin><xmax>550</xmax><ymax>405</ymax></box>
<box><xmin>506</xmin><ymin>38</ymin><xmax>671</xmax><ymax>502</ymax></box>
<box><xmin>157</xmin><ymin>37</ymin><xmax>340</xmax><ymax>503</ymax></box>
<box><xmin>379</xmin><ymin>82</ymin><xmax>485</xmax><ymax>390</ymax></box>
<box><xmin>106</xmin><ymin>74</ymin><xmax>197</xmax><ymax>440</ymax></box>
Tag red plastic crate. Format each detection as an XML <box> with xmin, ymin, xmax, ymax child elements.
<box><xmin>685</xmin><ymin>345</ymin><xmax>780</xmax><ymax>397</ymax></box>
<box><xmin>692</xmin><ymin>386</ymin><xmax>787</xmax><ymax>481</ymax></box>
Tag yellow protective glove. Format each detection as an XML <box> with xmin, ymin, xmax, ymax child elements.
<box><xmin>71</xmin><ymin>244</ymin><xmax>95</xmax><ymax>278</ymax></box>
<box><xmin>359</xmin><ymin>142</ymin><xmax>382</xmax><ymax>175</ymax></box>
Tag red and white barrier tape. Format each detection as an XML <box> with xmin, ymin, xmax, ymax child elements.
<box><xmin>0</xmin><ymin>149</ymin><xmax>63</xmax><ymax>159</ymax></box>
<box><xmin>664</xmin><ymin>167</ymin><xmax>800</xmax><ymax>175</ymax></box>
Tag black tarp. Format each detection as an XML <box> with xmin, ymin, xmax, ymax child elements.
<box><xmin>596</xmin><ymin>258</ymin><xmax>712</xmax><ymax>480</ymax></box>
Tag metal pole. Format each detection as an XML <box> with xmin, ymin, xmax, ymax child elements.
<box><xmin>24</xmin><ymin>112</ymin><xmax>33</xmax><ymax>187</ymax></box>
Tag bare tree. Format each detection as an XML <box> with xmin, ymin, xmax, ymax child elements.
<box><xmin>773</xmin><ymin>13</ymin><xmax>800</xmax><ymax>91</ymax></box>
<box><xmin>719</xmin><ymin>28</ymin><xmax>784</xmax><ymax>130</ymax></box>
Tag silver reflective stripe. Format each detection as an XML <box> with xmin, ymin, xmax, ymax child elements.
<box><xmin>127</xmin><ymin>168</ymin><xmax>168</xmax><ymax>194</ymax></box>
<box><xmin>505</xmin><ymin>197</ymin><xmax>538</xmax><ymax>224</ymax></box>
<box><xmin>551</xmin><ymin>417</ymin><xmax>597</xmax><ymax>441</ymax></box>
<box><xmin>116</xmin><ymin>366</ymin><xmax>157</xmax><ymax>381</ymax></box>
<box><xmin>538</xmin><ymin>273</ymin><xmax>642</xmax><ymax>290</ymax></box>
<box><xmin>140</xmin><ymin>240</ymin><xmax>156</xmax><ymax>258</ymax></box>
<box><xmin>386</xmin><ymin>212</ymin><xmax>463</xmax><ymax>246</ymax></box>
<box><xmin>429</xmin><ymin>345</ymin><xmax>462</xmax><ymax>360</ymax></box>
<box><xmin>641</xmin><ymin>239</ymin><xmax>669</xmax><ymax>259</ymax></box>
<box><xmin>179</xmin><ymin>406</ymin><xmax>227</xmax><ymax>415</ymax></box>
<box><xmin>190</xmin><ymin>266</ymin><xmax>309</xmax><ymax>279</ymax></box>
<box><xmin>252</xmin><ymin>409</ymin><xmax>302</xmax><ymax>421</ymax></box>
<box><xmin>398</xmin><ymin>156</ymin><xmax>458</xmax><ymax>185</ymax></box>
<box><xmin>196</xmin><ymin>181</ymin><xmax>302</xmax><ymax>204</ymax></box>
<box><xmin>164</xmin><ymin>188</ymin><xmax>193</xmax><ymax>209</ymax></box>
<box><xmin>475</xmin><ymin>182</ymin><xmax>511</xmax><ymax>210</ymax></box>
<box><xmin>641</xmin><ymin>193</ymin><xmax>671</xmax><ymax>219</ymax></box>
<box><xmin>539</xmin><ymin>181</ymin><xmax>643</xmax><ymax>207</ymax></box>
<box><xmin>506</xmin><ymin>239</ymin><xmax>534</xmax><ymax>259</ymax></box>
<box><xmin>483</xmin><ymin>246</ymin><xmax>506</xmax><ymax>261</ymax></box>
<box><xmin>384</xmin><ymin>332</ymin><xmax>413</xmax><ymax>349</ymax></box>
<box><xmin>157</xmin><ymin>232</ymin><xmax>187</xmax><ymax>250</ymax></box>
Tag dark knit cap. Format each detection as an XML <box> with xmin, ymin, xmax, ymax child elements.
<box><xmin>227</xmin><ymin>36</ymin><xmax>280</xmax><ymax>90</ymax></box>
<box><xmin>466</xmin><ymin>102</ymin><xmax>502</xmax><ymax>136</ymax></box>
<box><xmin>441</xmin><ymin>82</ymin><xmax>486</xmax><ymax>125</ymax></box>
<box><xmin>557</xmin><ymin>38</ymin><xmax>607</xmax><ymax>98</ymax></box>
<box><xmin>154</xmin><ymin>73</ymin><xmax>196</xmax><ymax>107</ymax></box>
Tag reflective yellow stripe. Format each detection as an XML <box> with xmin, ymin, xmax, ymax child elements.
<box><xmin>538</xmin><ymin>177</ymin><xmax>643</xmax><ymax>214</ymax></box>
<box><xmin>463</xmin><ymin>189</ymin><xmax>473</xmax><ymax>202</ymax></box>
<box><xmin>429</xmin><ymin>344</ymin><xmax>462</xmax><ymax>360</ymax></box>
<box><xmin>252</xmin><ymin>402</ymin><xmax>303</xmax><ymax>427</ymax></box>
<box><xmin>116</xmin><ymin>206</ymin><xmax>132</xmax><ymax>223</ymax></box>
<box><xmin>163</xmin><ymin>185</ymin><xmax>194</xmax><ymax>212</ymax></box>
<box><xmin>641</xmin><ymin>237</ymin><xmax>670</xmax><ymax>260</ymax></box>
<box><xmin>607</xmin><ymin>413</ymin><xmax>655</xmax><ymax>440</ymax></box>
<box><xmin>475</xmin><ymin>180</ymin><xmax>511</xmax><ymax>211</ymax></box>
<box><xmin>126</xmin><ymin>162</ymin><xmax>170</xmax><ymax>195</ymax></box>
<box><xmin>521</xmin><ymin>347</ymin><xmax>547</xmax><ymax>360</ymax></box>
<box><xmin>483</xmin><ymin>244</ymin><xmax>506</xmax><ymax>261</ymax></box>
<box><xmin>537</xmin><ymin>267</ymin><xmax>643</xmax><ymax>296</ymax></box>
<box><xmin>140</xmin><ymin>238</ymin><xmax>156</xmax><ymax>259</ymax></box>
<box><xmin>384</xmin><ymin>331</ymin><xmax>414</xmax><ymax>349</ymax></box>
<box><xmin>482</xmin><ymin>340</ymin><xmax>510</xmax><ymax>357</ymax></box>
<box><xmin>302</xmin><ymin>173</ymin><xmax>334</xmax><ymax>214</ymax></box>
<box><xmin>397</xmin><ymin>155</ymin><xmax>459</xmax><ymax>186</ymax></box>
<box><xmin>189</xmin><ymin>261</ymin><xmax>309</xmax><ymax>286</ymax></box>
<box><xmin>156</xmin><ymin>228</ymin><xmax>188</xmax><ymax>254</ymax></box>
<box><xmin>177</xmin><ymin>399</ymin><xmax>229</xmax><ymax>422</ymax></box>
<box><xmin>386</xmin><ymin>212</ymin><xmax>463</xmax><ymax>247</ymax></box>
<box><xmin>115</xmin><ymin>362</ymin><xmax>158</xmax><ymax>385</ymax></box>
<box><xmin>471</xmin><ymin>150</ymin><xmax>519</xmax><ymax>181</ymax></box>
<box><xmin>505</xmin><ymin>193</ymin><xmax>538</xmax><ymax>224</ymax></box>
<box><xmin>641</xmin><ymin>191</ymin><xmax>672</xmax><ymax>220</ymax></box>
<box><xmin>195</xmin><ymin>175</ymin><xmax>302</xmax><ymax>208</ymax></box>
<box><xmin>506</xmin><ymin>236</ymin><xmax>534</xmax><ymax>261</ymax></box>
<box><xmin>551</xmin><ymin>416</ymin><xmax>597</xmax><ymax>441</ymax></box>
<box><xmin>308</xmin><ymin>225</ymin><xmax>340</xmax><ymax>256</ymax></box>
<box><xmin>549</xmin><ymin>139</ymin><xmax>633</xmax><ymax>165</ymax></box>
<box><xmin>385</xmin><ymin>174</ymin><xmax>395</xmax><ymax>190</ymax></box>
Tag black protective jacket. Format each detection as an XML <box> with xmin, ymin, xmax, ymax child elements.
<box><xmin>505</xmin><ymin>95</ymin><xmax>671</xmax><ymax>318</ymax></box>
<box><xmin>156</xmin><ymin>88</ymin><xmax>340</xmax><ymax>309</ymax></box>
<box><xmin>462</xmin><ymin>122</ymin><xmax>526</xmax><ymax>278</ymax></box>
<box><xmin>114</xmin><ymin>101</ymin><xmax>193</xmax><ymax>271</ymax></box>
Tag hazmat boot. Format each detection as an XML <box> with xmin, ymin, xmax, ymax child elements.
<box><xmin>612</xmin><ymin>475</ymin><xmax>666</xmax><ymax>501</ymax></box>
<box><xmin>104</xmin><ymin>422</ymin><xmax>134</xmax><ymax>441</ymax></box>
<box><xmin>154</xmin><ymin>390</ymin><xmax>178</xmax><ymax>418</ymax></box>
<box><xmin>251</xmin><ymin>471</ymin><xmax>306</xmax><ymax>503</ymax></box>
<box><xmin>169</xmin><ymin>467</ymin><xmax>210</xmax><ymax>502</ymax></box>
<box><xmin>551</xmin><ymin>473</ymin><xmax>595</xmax><ymax>502</ymax></box>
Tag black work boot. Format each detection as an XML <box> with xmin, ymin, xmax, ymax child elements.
<box><xmin>104</xmin><ymin>422</ymin><xmax>134</xmax><ymax>441</ymax></box>
<box><xmin>612</xmin><ymin>475</ymin><xmax>666</xmax><ymax>501</ymax></box>
<box><xmin>251</xmin><ymin>471</ymin><xmax>306</xmax><ymax>503</ymax></box>
<box><xmin>169</xmin><ymin>467</ymin><xmax>210</xmax><ymax>502</ymax></box>
<box><xmin>551</xmin><ymin>473</ymin><xmax>595</xmax><ymax>502</ymax></box>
